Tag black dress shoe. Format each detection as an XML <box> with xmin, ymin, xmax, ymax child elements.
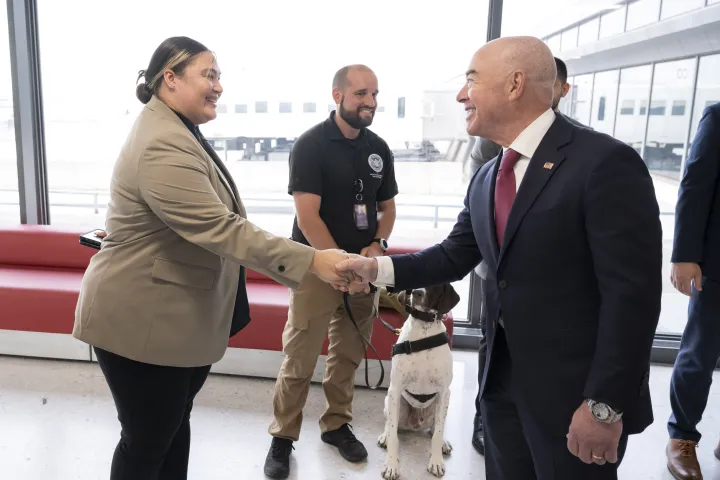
<box><xmin>321</xmin><ymin>424</ymin><xmax>368</xmax><ymax>463</ymax></box>
<box><xmin>472</xmin><ymin>414</ymin><xmax>485</xmax><ymax>455</ymax></box>
<box><xmin>264</xmin><ymin>437</ymin><xmax>294</xmax><ymax>479</ymax></box>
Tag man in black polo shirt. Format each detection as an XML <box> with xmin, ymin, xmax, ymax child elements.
<box><xmin>264</xmin><ymin>64</ymin><xmax>398</xmax><ymax>479</ymax></box>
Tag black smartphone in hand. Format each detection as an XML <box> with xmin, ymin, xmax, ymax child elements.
<box><xmin>79</xmin><ymin>229</ymin><xmax>105</xmax><ymax>250</ymax></box>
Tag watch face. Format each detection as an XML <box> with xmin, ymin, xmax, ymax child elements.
<box><xmin>592</xmin><ymin>403</ymin><xmax>611</xmax><ymax>420</ymax></box>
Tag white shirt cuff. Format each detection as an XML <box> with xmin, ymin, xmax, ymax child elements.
<box><xmin>375</xmin><ymin>256</ymin><xmax>396</xmax><ymax>287</ymax></box>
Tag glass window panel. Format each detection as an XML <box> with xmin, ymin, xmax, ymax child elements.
<box><xmin>561</xmin><ymin>27</ymin><xmax>579</xmax><ymax>51</ymax></box>
<box><xmin>660</xmin><ymin>0</ymin><xmax>705</xmax><ymax>20</ymax></box>
<box><xmin>671</xmin><ymin>100</ymin><xmax>686</xmax><ymax>116</ymax></box>
<box><xmin>547</xmin><ymin>34</ymin><xmax>561</xmax><ymax>53</ymax></box>
<box><xmin>590</xmin><ymin>70</ymin><xmax>619</xmax><ymax>135</ymax></box>
<box><xmin>568</xmin><ymin>74</ymin><xmax>594</xmax><ymax>126</ymax></box>
<box><xmin>37</xmin><ymin>0</ymin><xmax>490</xmax><ymax>322</ymax></box>
<box><xmin>0</xmin><ymin>7</ymin><xmax>19</xmax><ymax>224</ymax></box>
<box><xmin>644</xmin><ymin>58</ymin><xmax>696</xmax><ymax>181</ymax></box>
<box><xmin>578</xmin><ymin>18</ymin><xmax>600</xmax><ymax>45</ymax></box>
<box><xmin>655</xmin><ymin>55</ymin><xmax>708</xmax><ymax>336</ymax></box>
<box><xmin>235</xmin><ymin>104</ymin><xmax>248</xmax><ymax>114</ymax></box>
<box><xmin>690</xmin><ymin>54</ymin><xmax>720</xmax><ymax>141</ymax></box>
<box><xmin>665</xmin><ymin>53</ymin><xmax>720</xmax><ymax>335</ymax></box>
<box><xmin>626</xmin><ymin>0</ymin><xmax>660</xmax><ymax>31</ymax></box>
<box><xmin>620</xmin><ymin>99</ymin><xmax>635</xmax><ymax>115</ymax></box>
<box><xmin>614</xmin><ymin>65</ymin><xmax>652</xmax><ymax>157</ymax></box>
<box><xmin>599</xmin><ymin>7</ymin><xmax>626</xmax><ymax>38</ymax></box>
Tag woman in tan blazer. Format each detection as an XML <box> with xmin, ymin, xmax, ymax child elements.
<box><xmin>72</xmin><ymin>36</ymin><xmax>349</xmax><ymax>480</ymax></box>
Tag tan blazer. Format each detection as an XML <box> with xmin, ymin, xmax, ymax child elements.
<box><xmin>73</xmin><ymin>96</ymin><xmax>314</xmax><ymax>367</ymax></box>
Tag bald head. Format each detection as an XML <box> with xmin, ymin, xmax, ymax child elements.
<box><xmin>457</xmin><ymin>36</ymin><xmax>557</xmax><ymax>145</ymax></box>
<box><xmin>477</xmin><ymin>36</ymin><xmax>556</xmax><ymax>104</ymax></box>
<box><xmin>333</xmin><ymin>64</ymin><xmax>375</xmax><ymax>90</ymax></box>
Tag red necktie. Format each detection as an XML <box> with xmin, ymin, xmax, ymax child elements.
<box><xmin>495</xmin><ymin>148</ymin><xmax>522</xmax><ymax>246</ymax></box>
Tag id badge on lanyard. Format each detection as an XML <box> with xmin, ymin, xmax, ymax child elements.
<box><xmin>353</xmin><ymin>178</ymin><xmax>368</xmax><ymax>231</ymax></box>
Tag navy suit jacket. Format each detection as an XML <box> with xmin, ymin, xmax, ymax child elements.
<box><xmin>672</xmin><ymin>102</ymin><xmax>720</xmax><ymax>280</ymax></box>
<box><xmin>389</xmin><ymin>113</ymin><xmax>663</xmax><ymax>436</ymax></box>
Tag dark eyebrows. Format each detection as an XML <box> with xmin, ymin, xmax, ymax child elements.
<box><xmin>354</xmin><ymin>88</ymin><xmax>379</xmax><ymax>95</ymax></box>
<box><xmin>465</xmin><ymin>69</ymin><xmax>477</xmax><ymax>77</ymax></box>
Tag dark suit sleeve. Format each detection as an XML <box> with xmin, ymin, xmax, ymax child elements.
<box><xmin>671</xmin><ymin>105</ymin><xmax>720</xmax><ymax>264</ymax></box>
<box><xmin>390</xmin><ymin>192</ymin><xmax>483</xmax><ymax>291</ymax></box>
<box><xmin>582</xmin><ymin>144</ymin><xmax>663</xmax><ymax>412</ymax></box>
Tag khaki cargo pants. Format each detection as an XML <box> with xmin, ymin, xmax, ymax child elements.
<box><xmin>268</xmin><ymin>272</ymin><xmax>377</xmax><ymax>441</ymax></box>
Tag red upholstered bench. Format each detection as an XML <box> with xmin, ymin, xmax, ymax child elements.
<box><xmin>0</xmin><ymin>225</ymin><xmax>454</xmax><ymax>387</ymax></box>
<box><xmin>0</xmin><ymin>225</ymin><xmax>95</xmax><ymax>360</ymax></box>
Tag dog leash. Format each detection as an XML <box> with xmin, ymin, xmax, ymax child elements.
<box><xmin>342</xmin><ymin>284</ymin><xmax>401</xmax><ymax>390</ymax></box>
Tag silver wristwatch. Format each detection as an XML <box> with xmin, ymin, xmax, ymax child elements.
<box><xmin>587</xmin><ymin>400</ymin><xmax>623</xmax><ymax>424</ymax></box>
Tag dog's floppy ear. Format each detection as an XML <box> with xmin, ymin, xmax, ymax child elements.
<box><xmin>435</xmin><ymin>284</ymin><xmax>460</xmax><ymax>316</ymax></box>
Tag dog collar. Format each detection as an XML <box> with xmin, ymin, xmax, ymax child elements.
<box><xmin>391</xmin><ymin>332</ymin><xmax>450</xmax><ymax>357</ymax></box>
<box><xmin>403</xmin><ymin>305</ymin><xmax>437</xmax><ymax>322</ymax></box>
<box><xmin>402</xmin><ymin>289</ymin><xmax>439</xmax><ymax>323</ymax></box>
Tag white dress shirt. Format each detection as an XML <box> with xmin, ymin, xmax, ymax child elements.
<box><xmin>375</xmin><ymin>108</ymin><xmax>557</xmax><ymax>287</ymax></box>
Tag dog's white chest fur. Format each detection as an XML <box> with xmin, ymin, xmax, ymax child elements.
<box><xmin>378</xmin><ymin>308</ymin><xmax>455</xmax><ymax>479</ymax></box>
<box><xmin>393</xmin><ymin>317</ymin><xmax>452</xmax><ymax>429</ymax></box>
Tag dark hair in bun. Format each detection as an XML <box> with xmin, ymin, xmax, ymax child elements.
<box><xmin>135</xmin><ymin>36</ymin><xmax>209</xmax><ymax>104</ymax></box>
<box><xmin>135</xmin><ymin>80</ymin><xmax>153</xmax><ymax>104</ymax></box>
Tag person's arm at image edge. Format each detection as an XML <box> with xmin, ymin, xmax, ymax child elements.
<box><xmin>673</xmin><ymin>105</ymin><xmax>720</xmax><ymax>263</ymax></box>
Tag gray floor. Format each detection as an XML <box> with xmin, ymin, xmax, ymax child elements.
<box><xmin>1</xmin><ymin>351</ymin><xmax>720</xmax><ymax>479</ymax></box>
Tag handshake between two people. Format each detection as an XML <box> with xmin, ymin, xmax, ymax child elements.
<box><xmin>309</xmin><ymin>247</ymin><xmax>383</xmax><ymax>295</ymax></box>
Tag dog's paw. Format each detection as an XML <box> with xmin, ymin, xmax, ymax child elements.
<box><xmin>381</xmin><ymin>461</ymin><xmax>400</xmax><ymax>480</ymax></box>
<box><xmin>428</xmin><ymin>455</ymin><xmax>446</xmax><ymax>477</ymax></box>
<box><xmin>442</xmin><ymin>440</ymin><xmax>453</xmax><ymax>456</ymax></box>
<box><xmin>377</xmin><ymin>432</ymin><xmax>388</xmax><ymax>449</ymax></box>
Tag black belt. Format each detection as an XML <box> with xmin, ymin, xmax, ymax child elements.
<box><xmin>391</xmin><ymin>332</ymin><xmax>450</xmax><ymax>357</ymax></box>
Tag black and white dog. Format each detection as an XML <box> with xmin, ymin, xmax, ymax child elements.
<box><xmin>378</xmin><ymin>284</ymin><xmax>460</xmax><ymax>479</ymax></box>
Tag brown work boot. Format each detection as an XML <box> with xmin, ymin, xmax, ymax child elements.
<box><xmin>667</xmin><ymin>439</ymin><xmax>702</xmax><ymax>480</ymax></box>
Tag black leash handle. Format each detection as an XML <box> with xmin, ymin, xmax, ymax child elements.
<box><xmin>343</xmin><ymin>287</ymin><xmax>385</xmax><ymax>390</ymax></box>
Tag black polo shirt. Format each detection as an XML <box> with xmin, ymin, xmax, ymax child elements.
<box><xmin>288</xmin><ymin>111</ymin><xmax>399</xmax><ymax>254</ymax></box>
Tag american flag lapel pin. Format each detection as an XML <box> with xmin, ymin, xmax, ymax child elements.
<box><xmin>543</xmin><ymin>162</ymin><xmax>554</xmax><ymax>170</ymax></box>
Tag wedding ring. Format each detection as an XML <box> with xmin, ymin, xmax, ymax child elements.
<box><xmin>592</xmin><ymin>454</ymin><xmax>603</xmax><ymax>460</ymax></box>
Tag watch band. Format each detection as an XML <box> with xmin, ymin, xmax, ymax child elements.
<box><xmin>372</xmin><ymin>238</ymin><xmax>388</xmax><ymax>251</ymax></box>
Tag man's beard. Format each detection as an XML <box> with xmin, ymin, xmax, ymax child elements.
<box><xmin>339</xmin><ymin>98</ymin><xmax>375</xmax><ymax>129</ymax></box>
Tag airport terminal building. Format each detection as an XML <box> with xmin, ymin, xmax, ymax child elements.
<box><xmin>549</xmin><ymin>0</ymin><xmax>720</xmax><ymax>184</ymax></box>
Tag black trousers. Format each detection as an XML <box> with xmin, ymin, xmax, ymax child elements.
<box><xmin>94</xmin><ymin>347</ymin><xmax>211</xmax><ymax>480</ymax></box>
<box><xmin>668</xmin><ymin>277</ymin><xmax>720</xmax><ymax>442</ymax></box>
<box><xmin>481</xmin><ymin>329</ymin><xmax>629</xmax><ymax>480</ymax></box>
